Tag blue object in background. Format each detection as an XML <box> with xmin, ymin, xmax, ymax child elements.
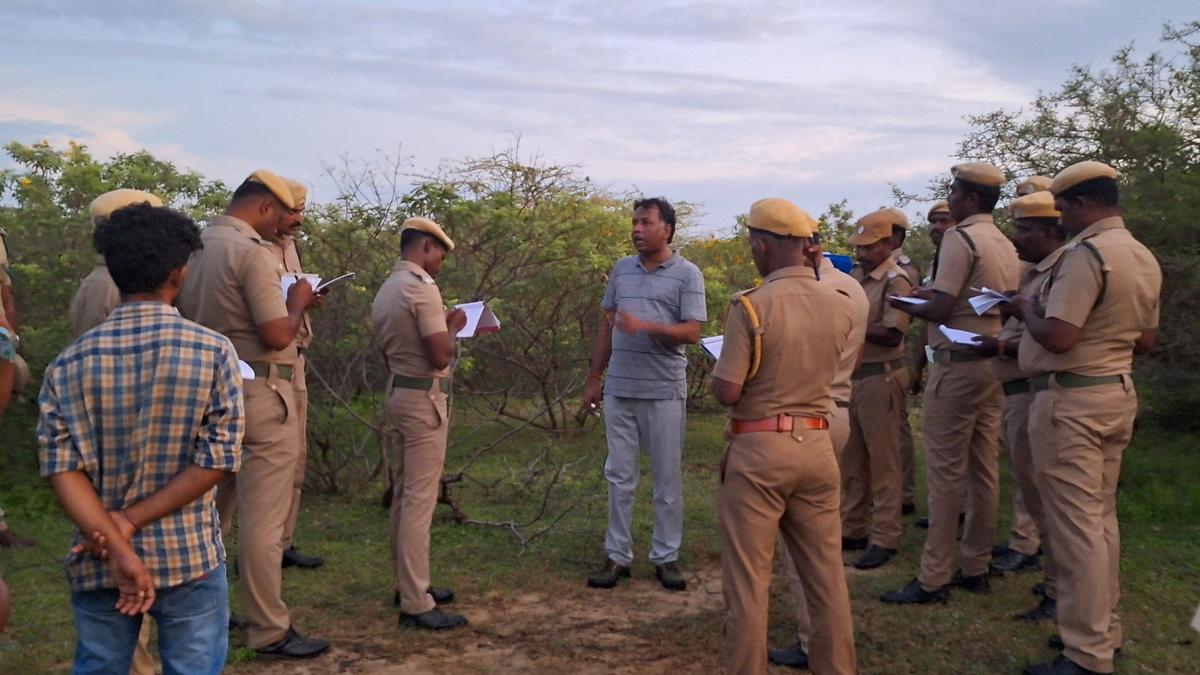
<box><xmin>824</xmin><ymin>252</ymin><xmax>853</xmax><ymax>274</ymax></box>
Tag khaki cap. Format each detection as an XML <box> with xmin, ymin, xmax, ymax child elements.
<box><xmin>401</xmin><ymin>216</ymin><xmax>455</xmax><ymax>251</ymax></box>
<box><xmin>1011</xmin><ymin>191</ymin><xmax>1061</xmax><ymax>220</ymax></box>
<box><xmin>747</xmin><ymin>198</ymin><xmax>817</xmax><ymax>238</ymax></box>
<box><xmin>1015</xmin><ymin>176</ymin><xmax>1052</xmax><ymax>196</ymax></box>
<box><xmin>951</xmin><ymin>162</ymin><xmax>1005</xmax><ymax>187</ymax></box>
<box><xmin>246</xmin><ymin>169</ymin><xmax>296</xmax><ymax>210</ymax></box>
<box><xmin>1050</xmin><ymin>160</ymin><xmax>1118</xmax><ymax>195</ymax></box>
<box><xmin>848</xmin><ymin>209</ymin><xmax>896</xmax><ymax>246</ymax></box>
<box><xmin>89</xmin><ymin>189</ymin><xmax>164</xmax><ymax>225</ymax></box>
<box><xmin>284</xmin><ymin>179</ymin><xmax>308</xmax><ymax>210</ymax></box>
<box><xmin>927</xmin><ymin>200</ymin><xmax>950</xmax><ymax>219</ymax></box>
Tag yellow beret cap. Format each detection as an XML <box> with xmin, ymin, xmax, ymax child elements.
<box><xmin>246</xmin><ymin>169</ymin><xmax>296</xmax><ymax>210</ymax></box>
<box><xmin>401</xmin><ymin>216</ymin><xmax>455</xmax><ymax>252</ymax></box>
<box><xmin>927</xmin><ymin>200</ymin><xmax>950</xmax><ymax>219</ymax></box>
<box><xmin>1015</xmin><ymin>176</ymin><xmax>1052</xmax><ymax>196</ymax></box>
<box><xmin>747</xmin><ymin>198</ymin><xmax>817</xmax><ymax>238</ymax></box>
<box><xmin>89</xmin><ymin>189</ymin><xmax>164</xmax><ymax>225</ymax></box>
<box><xmin>847</xmin><ymin>209</ymin><xmax>897</xmax><ymax>246</ymax></box>
<box><xmin>1011</xmin><ymin>191</ymin><xmax>1061</xmax><ymax>220</ymax></box>
<box><xmin>951</xmin><ymin>162</ymin><xmax>1005</xmax><ymax>188</ymax></box>
<box><xmin>1050</xmin><ymin>161</ymin><xmax>1118</xmax><ymax>195</ymax></box>
<box><xmin>284</xmin><ymin>179</ymin><xmax>308</xmax><ymax>210</ymax></box>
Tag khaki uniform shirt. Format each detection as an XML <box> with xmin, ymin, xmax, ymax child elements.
<box><xmin>927</xmin><ymin>213</ymin><xmax>1020</xmax><ymax>349</ymax></box>
<box><xmin>891</xmin><ymin>249</ymin><xmax>922</xmax><ymax>288</ymax></box>
<box><xmin>275</xmin><ymin>237</ymin><xmax>313</xmax><ymax>350</ymax></box>
<box><xmin>993</xmin><ymin>254</ymin><xmax>1063</xmax><ymax>384</ymax></box>
<box><xmin>1019</xmin><ymin>217</ymin><xmax>1161</xmax><ymax>377</ymax></box>
<box><xmin>820</xmin><ymin>257</ymin><xmax>869</xmax><ymax>404</ymax></box>
<box><xmin>371</xmin><ymin>260</ymin><xmax>450</xmax><ymax>379</ymax></box>
<box><xmin>177</xmin><ymin>215</ymin><xmax>294</xmax><ymax>364</ymax></box>
<box><xmin>68</xmin><ymin>258</ymin><xmax>121</xmax><ymax>337</ymax></box>
<box><xmin>854</xmin><ymin>255</ymin><xmax>912</xmax><ymax>364</ymax></box>
<box><xmin>713</xmin><ymin>265</ymin><xmax>852</xmax><ymax>420</ymax></box>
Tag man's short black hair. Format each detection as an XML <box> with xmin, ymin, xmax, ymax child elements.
<box><xmin>634</xmin><ymin>196</ymin><xmax>677</xmax><ymax>243</ymax></box>
<box><xmin>400</xmin><ymin>228</ymin><xmax>447</xmax><ymax>252</ymax></box>
<box><xmin>957</xmin><ymin>180</ymin><xmax>1001</xmax><ymax>213</ymax></box>
<box><xmin>1018</xmin><ymin>216</ymin><xmax>1066</xmax><ymax>241</ymax></box>
<box><xmin>230</xmin><ymin>179</ymin><xmax>278</xmax><ymax>206</ymax></box>
<box><xmin>890</xmin><ymin>225</ymin><xmax>908</xmax><ymax>244</ymax></box>
<box><xmin>1058</xmin><ymin>177</ymin><xmax>1119</xmax><ymax>208</ymax></box>
<box><xmin>94</xmin><ymin>204</ymin><xmax>202</xmax><ymax>295</ymax></box>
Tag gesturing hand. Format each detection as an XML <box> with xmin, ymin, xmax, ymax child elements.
<box><xmin>613</xmin><ymin>311</ymin><xmax>644</xmax><ymax>335</ymax></box>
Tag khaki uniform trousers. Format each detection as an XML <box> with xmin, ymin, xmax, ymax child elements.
<box><xmin>386</xmin><ymin>386</ymin><xmax>449</xmax><ymax>615</ymax></box>
<box><xmin>1003</xmin><ymin>390</ymin><xmax>1054</xmax><ymax>589</ymax></box>
<box><xmin>778</xmin><ymin>404</ymin><xmax>850</xmax><ymax>648</ymax></box>
<box><xmin>1029</xmin><ymin>381</ymin><xmax>1135</xmax><ymax>674</ymax></box>
<box><xmin>216</xmin><ymin>371</ymin><xmax>301</xmax><ymax>648</ymax></box>
<box><xmin>721</xmin><ymin>430</ymin><xmax>856</xmax><ymax>675</ymax></box>
<box><xmin>281</xmin><ymin>353</ymin><xmax>308</xmax><ymax>549</ymax></box>
<box><xmin>899</xmin><ymin>399</ymin><xmax>916</xmax><ymax>505</ymax></box>
<box><xmin>841</xmin><ymin>369</ymin><xmax>907</xmax><ymax>549</ymax></box>
<box><xmin>918</xmin><ymin>359</ymin><xmax>1001</xmax><ymax>589</ymax></box>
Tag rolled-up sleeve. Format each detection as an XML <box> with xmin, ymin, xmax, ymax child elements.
<box><xmin>193</xmin><ymin>341</ymin><xmax>245</xmax><ymax>472</ymax></box>
<box><xmin>37</xmin><ymin>366</ymin><xmax>81</xmax><ymax>477</ymax></box>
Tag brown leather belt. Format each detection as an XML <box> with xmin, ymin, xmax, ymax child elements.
<box><xmin>731</xmin><ymin>414</ymin><xmax>829</xmax><ymax>434</ymax></box>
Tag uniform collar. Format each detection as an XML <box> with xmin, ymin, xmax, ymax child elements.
<box><xmin>955</xmin><ymin>213</ymin><xmax>994</xmax><ymax>229</ymax></box>
<box><xmin>763</xmin><ymin>264</ymin><xmax>817</xmax><ymax>283</ymax></box>
<box><xmin>1032</xmin><ymin>245</ymin><xmax>1068</xmax><ymax>273</ymax></box>
<box><xmin>1069</xmin><ymin>216</ymin><xmax>1125</xmax><ymax>245</ymax></box>
<box><xmin>210</xmin><ymin>214</ymin><xmax>266</xmax><ymax>244</ymax></box>
<box><xmin>394</xmin><ymin>259</ymin><xmax>435</xmax><ymax>283</ymax></box>
<box><xmin>866</xmin><ymin>255</ymin><xmax>902</xmax><ymax>281</ymax></box>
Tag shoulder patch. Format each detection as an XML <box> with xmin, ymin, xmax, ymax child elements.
<box><xmin>886</xmin><ymin>270</ymin><xmax>899</xmax><ymax>279</ymax></box>
<box><xmin>897</xmin><ymin>254</ymin><xmax>911</xmax><ymax>265</ymax></box>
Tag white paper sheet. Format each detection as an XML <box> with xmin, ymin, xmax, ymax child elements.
<box><xmin>889</xmin><ymin>295</ymin><xmax>929</xmax><ymax>306</ymax></box>
<box><xmin>237</xmin><ymin>360</ymin><xmax>256</xmax><ymax>381</ymax></box>
<box><xmin>1192</xmin><ymin>602</ymin><xmax>1200</xmax><ymax>634</ymax></box>
<box><xmin>700</xmin><ymin>335</ymin><xmax>724</xmax><ymax>360</ymax></box>
<box><xmin>938</xmin><ymin>324</ymin><xmax>984</xmax><ymax>346</ymax></box>
<box><xmin>969</xmin><ymin>286</ymin><xmax>1011</xmax><ymax>315</ymax></box>
<box><xmin>281</xmin><ymin>273</ymin><xmax>321</xmax><ymax>297</ymax></box>
<box><xmin>455</xmin><ymin>301</ymin><xmax>501</xmax><ymax>338</ymax></box>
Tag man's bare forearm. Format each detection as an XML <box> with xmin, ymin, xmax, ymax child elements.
<box><xmin>588</xmin><ymin>312</ymin><xmax>614</xmax><ymax>376</ymax></box>
<box><xmin>48</xmin><ymin>472</ymin><xmax>137</xmax><ymax>556</ymax></box>
<box><xmin>124</xmin><ymin>466</ymin><xmax>230</xmax><ymax>530</ymax></box>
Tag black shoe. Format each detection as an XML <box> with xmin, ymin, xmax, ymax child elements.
<box><xmin>841</xmin><ymin>536</ymin><xmax>869</xmax><ymax>551</ymax></box>
<box><xmin>950</xmin><ymin>569</ymin><xmax>990</xmax><ymax>594</ymax></box>
<box><xmin>255</xmin><ymin>627</ymin><xmax>330</xmax><ymax>659</ymax></box>
<box><xmin>587</xmin><ymin>558</ymin><xmax>630</xmax><ymax>589</ymax></box>
<box><xmin>229</xmin><ymin>614</ymin><xmax>245</xmax><ymax>630</ymax></box>
<box><xmin>901</xmin><ymin>502</ymin><xmax>916</xmax><ymax>516</ymax></box>
<box><xmin>393</xmin><ymin>587</ymin><xmax>455</xmax><ymax>606</ymax></box>
<box><xmin>880</xmin><ymin>578</ymin><xmax>948</xmax><ymax>604</ymax></box>
<box><xmin>281</xmin><ymin>546</ymin><xmax>324</xmax><ymax>569</ymax></box>
<box><xmin>655</xmin><ymin>562</ymin><xmax>687</xmax><ymax>591</ymax></box>
<box><xmin>916</xmin><ymin>517</ymin><xmax>930</xmax><ymax>529</ymax></box>
<box><xmin>1023</xmin><ymin>654</ymin><xmax>1105</xmax><ymax>675</ymax></box>
<box><xmin>990</xmin><ymin>547</ymin><xmax>1041</xmax><ymax>573</ymax></box>
<box><xmin>1014</xmin><ymin>597</ymin><xmax>1056</xmax><ymax>623</ymax></box>
<box><xmin>853</xmin><ymin>545</ymin><xmax>897</xmax><ymax>570</ymax></box>
<box><xmin>1032</xmin><ymin>582</ymin><xmax>1047</xmax><ymax>597</ymax></box>
<box><xmin>1046</xmin><ymin>635</ymin><xmax>1121</xmax><ymax>657</ymax></box>
<box><xmin>767</xmin><ymin>641</ymin><xmax>809</xmax><ymax>669</ymax></box>
<box><xmin>399</xmin><ymin>607</ymin><xmax>468</xmax><ymax>630</ymax></box>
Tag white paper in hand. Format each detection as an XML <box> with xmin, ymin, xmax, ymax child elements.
<box><xmin>938</xmin><ymin>324</ymin><xmax>984</xmax><ymax>346</ymax></box>
<box><xmin>969</xmin><ymin>286</ymin><xmax>1011</xmax><ymax>316</ymax></box>
<box><xmin>281</xmin><ymin>273</ymin><xmax>321</xmax><ymax>297</ymax></box>
<box><xmin>700</xmin><ymin>335</ymin><xmax>723</xmax><ymax>360</ymax></box>
<box><xmin>238</xmin><ymin>360</ymin><xmax>256</xmax><ymax>381</ymax></box>
<box><xmin>889</xmin><ymin>295</ymin><xmax>929</xmax><ymax>306</ymax></box>
<box><xmin>455</xmin><ymin>301</ymin><xmax>501</xmax><ymax>338</ymax></box>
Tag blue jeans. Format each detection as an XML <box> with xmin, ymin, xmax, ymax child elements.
<box><xmin>71</xmin><ymin>563</ymin><xmax>228</xmax><ymax>675</ymax></box>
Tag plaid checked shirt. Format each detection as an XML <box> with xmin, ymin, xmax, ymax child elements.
<box><xmin>38</xmin><ymin>302</ymin><xmax>244</xmax><ymax>591</ymax></box>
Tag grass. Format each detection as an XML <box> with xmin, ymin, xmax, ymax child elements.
<box><xmin>1</xmin><ymin>400</ymin><xmax>1198</xmax><ymax>673</ymax></box>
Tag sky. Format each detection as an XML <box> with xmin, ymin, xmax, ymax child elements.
<box><xmin>0</xmin><ymin>1</ymin><xmax>1195</xmax><ymax>235</ymax></box>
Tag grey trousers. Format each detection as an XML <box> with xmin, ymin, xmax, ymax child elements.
<box><xmin>602</xmin><ymin>394</ymin><xmax>686</xmax><ymax>566</ymax></box>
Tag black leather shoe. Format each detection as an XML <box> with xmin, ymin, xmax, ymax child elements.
<box><xmin>229</xmin><ymin>614</ymin><xmax>245</xmax><ymax>630</ymax></box>
<box><xmin>1046</xmin><ymin>634</ymin><xmax>1121</xmax><ymax>657</ymax></box>
<box><xmin>916</xmin><ymin>516</ymin><xmax>930</xmax><ymax>529</ymax></box>
<box><xmin>841</xmin><ymin>536</ymin><xmax>868</xmax><ymax>551</ymax></box>
<box><xmin>1032</xmin><ymin>582</ymin><xmax>1047</xmax><ymax>597</ymax></box>
<box><xmin>853</xmin><ymin>545</ymin><xmax>897</xmax><ymax>570</ymax></box>
<box><xmin>587</xmin><ymin>558</ymin><xmax>630</xmax><ymax>588</ymax></box>
<box><xmin>255</xmin><ymin>627</ymin><xmax>330</xmax><ymax>659</ymax></box>
<box><xmin>394</xmin><ymin>587</ymin><xmax>455</xmax><ymax>606</ymax></box>
<box><xmin>1023</xmin><ymin>654</ymin><xmax>1105</xmax><ymax>675</ymax></box>
<box><xmin>655</xmin><ymin>562</ymin><xmax>687</xmax><ymax>591</ymax></box>
<box><xmin>399</xmin><ymin>607</ymin><xmax>468</xmax><ymax>630</ymax></box>
<box><xmin>281</xmin><ymin>546</ymin><xmax>324</xmax><ymax>569</ymax></box>
<box><xmin>950</xmin><ymin>569</ymin><xmax>990</xmax><ymax>594</ymax></box>
<box><xmin>767</xmin><ymin>641</ymin><xmax>809</xmax><ymax>669</ymax></box>
<box><xmin>1014</xmin><ymin>597</ymin><xmax>1056</xmax><ymax>623</ymax></box>
<box><xmin>990</xmin><ymin>547</ymin><xmax>1040</xmax><ymax>573</ymax></box>
<box><xmin>901</xmin><ymin>502</ymin><xmax>916</xmax><ymax>515</ymax></box>
<box><xmin>880</xmin><ymin>578</ymin><xmax>948</xmax><ymax>604</ymax></box>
